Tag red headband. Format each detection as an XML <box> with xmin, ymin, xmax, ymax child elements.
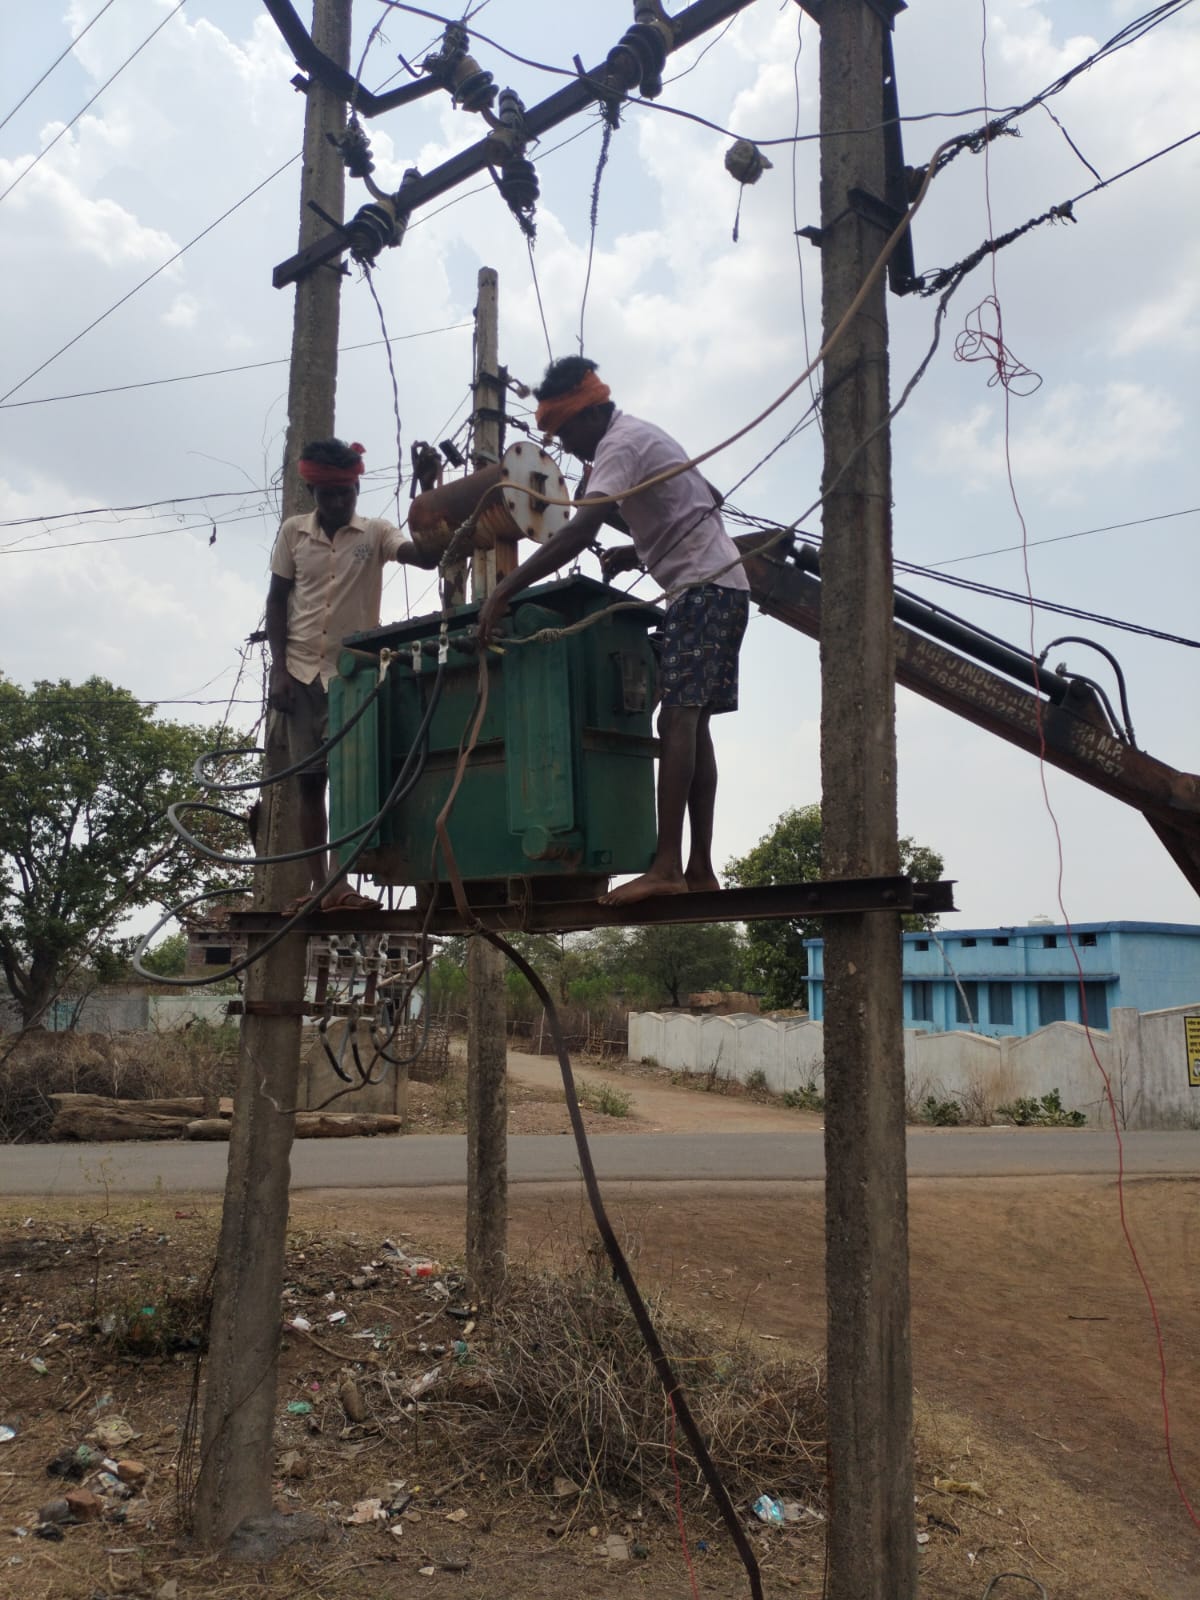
<box><xmin>535</xmin><ymin>373</ymin><xmax>612</xmax><ymax>436</ymax></box>
<box><xmin>298</xmin><ymin>442</ymin><xmax>366</xmax><ymax>487</ymax></box>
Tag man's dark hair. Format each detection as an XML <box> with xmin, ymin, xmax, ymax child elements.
<box><xmin>300</xmin><ymin>438</ymin><xmax>363</xmax><ymax>469</ymax></box>
<box><xmin>534</xmin><ymin>356</ymin><xmax>604</xmax><ymax>403</ymax></box>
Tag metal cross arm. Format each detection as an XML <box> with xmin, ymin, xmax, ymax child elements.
<box><xmin>228</xmin><ymin>875</ymin><xmax>957</xmax><ymax>938</ymax></box>
<box><xmin>271</xmin><ymin>0</ymin><xmax>762</xmax><ymax>288</ymax></box>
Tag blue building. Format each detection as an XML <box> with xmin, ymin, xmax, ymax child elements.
<box><xmin>804</xmin><ymin>921</ymin><xmax>1200</xmax><ymax>1036</ymax></box>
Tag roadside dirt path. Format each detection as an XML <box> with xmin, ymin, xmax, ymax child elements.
<box><xmin>503</xmin><ymin>1048</ymin><xmax>822</xmax><ymax>1133</ymax></box>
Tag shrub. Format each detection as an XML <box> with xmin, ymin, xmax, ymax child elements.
<box><xmin>995</xmin><ymin>1089</ymin><xmax>1086</xmax><ymax>1127</ymax></box>
<box><xmin>920</xmin><ymin>1095</ymin><xmax>961</xmax><ymax>1127</ymax></box>
<box><xmin>576</xmin><ymin>1079</ymin><xmax>633</xmax><ymax>1118</ymax></box>
<box><xmin>745</xmin><ymin>1068</ymin><xmax>768</xmax><ymax>1093</ymax></box>
<box><xmin>783</xmin><ymin>1085</ymin><xmax>825</xmax><ymax>1112</ymax></box>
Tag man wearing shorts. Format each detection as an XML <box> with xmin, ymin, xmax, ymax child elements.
<box><xmin>477</xmin><ymin>358</ymin><xmax>750</xmax><ymax>907</ymax></box>
<box><xmin>266</xmin><ymin>437</ymin><xmax>432</xmax><ymax>910</ymax></box>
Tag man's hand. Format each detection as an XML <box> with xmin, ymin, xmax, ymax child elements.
<box><xmin>477</xmin><ymin>589</ymin><xmax>511</xmax><ymax>647</ymax></box>
<box><xmin>599</xmin><ymin>542</ymin><xmax>642</xmax><ymax>583</ymax></box>
<box><xmin>268</xmin><ymin>663</ymin><xmax>298</xmax><ymax>714</ymax></box>
<box><xmin>396</xmin><ymin>538</ymin><xmax>440</xmax><ymax>571</ymax></box>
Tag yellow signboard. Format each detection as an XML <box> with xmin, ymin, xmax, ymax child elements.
<box><xmin>1186</xmin><ymin>1016</ymin><xmax>1200</xmax><ymax>1089</ymax></box>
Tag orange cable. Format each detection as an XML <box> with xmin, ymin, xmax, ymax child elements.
<box><xmin>976</xmin><ymin>1</ymin><xmax>1199</xmax><ymax>1532</ymax></box>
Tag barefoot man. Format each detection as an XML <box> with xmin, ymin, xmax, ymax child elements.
<box><xmin>266</xmin><ymin>437</ymin><xmax>432</xmax><ymax>911</ymax></box>
<box><xmin>476</xmin><ymin>358</ymin><xmax>750</xmax><ymax>907</ymax></box>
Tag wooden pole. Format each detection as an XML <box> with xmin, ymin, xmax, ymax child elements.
<box><xmin>193</xmin><ymin>0</ymin><xmax>350</xmax><ymax>1548</ymax></box>
<box><xmin>817</xmin><ymin>3</ymin><xmax>916</xmax><ymax>1596</ymax></box>
<box><xmin>465</xmin><ymin>266</ymin><xmax>509</xmax><ymax>1301</ymax></box>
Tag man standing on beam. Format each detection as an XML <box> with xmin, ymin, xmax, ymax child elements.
<box><xmin>477</xmin><ymin>357</ymin><xmax>750</xmax><ymax>908</ymax></box>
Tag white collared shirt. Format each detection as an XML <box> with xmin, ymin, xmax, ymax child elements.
<box><xmin>583</xmin><ymin>410</ymin><xmax>750</xmax><ymax>595</ymax></box>
<box><xmin>270</xmin><ymin>510</ymin><xmax>405</xmax><ymax>685</ymax></box>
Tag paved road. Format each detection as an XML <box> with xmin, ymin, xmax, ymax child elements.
<box><xmin>3</xmin><ymin>1127</ymin><xmax>1196</xmax><ymax>1197</ymax></box>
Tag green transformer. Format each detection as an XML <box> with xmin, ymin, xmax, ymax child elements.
<box><xmin>328</xmin><ymin>576</ymin><xmax>661</xmax><ymax>896</ymax></box>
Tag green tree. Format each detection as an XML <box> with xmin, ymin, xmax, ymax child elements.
<box><xmin>725</xmin><ymin>804</ymin><xmax>944</xmax><ymax>1010</ymax></box>
<box><xmin>140</xmin><ymin>929</ymin><xmax>189</xmax><ymax>977</ymax></box>
<box><xmin>620</xmin><ymin>922</ymin><xmax>744</xmax><ymax>1009</ymax></box>
<box><xmin>0</xmin><ymin>676</ymin><xmax>244</xmax><ymax>1026</ymax></box>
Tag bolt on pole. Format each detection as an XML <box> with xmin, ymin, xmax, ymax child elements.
<box><xmin>193</xmin><ymin>0</ymin><xmax>351</xmax><ymax>1549</ymax></box>
<box><xmin>816</xmin><ymin>2</ymin><xmax>916</xmax><ymax>1596</ymax></box>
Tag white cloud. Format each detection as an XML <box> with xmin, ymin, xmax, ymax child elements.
<box><xmin>923</xmin><ymin>381</ymin><xmax>1182</xmax><ymax>497</ymax></box>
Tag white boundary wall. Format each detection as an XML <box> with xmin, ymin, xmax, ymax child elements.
<box><xmin>628</xmin><ymin>1004</ymin><xmax>1200</xmax><ymax>1129</ymax></box>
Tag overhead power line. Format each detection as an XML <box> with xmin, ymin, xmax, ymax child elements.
<box><xmin>0</xmin><ymin>1</ymin><xmax>186</xmax><ymax>208</ymax></box>
<box><xmin>0</xmin><ymin>151</ymin><xmax>300</xmax><ymax>406</ymax></box>
<box><xmin>930</xmin><ymin>506</ymin><xmax>1200</xmax><ymax>567</ymax></box>
<box><xmin>0</xmin><ymin>321</ymin><xmax>472</xmax><ymax>410</ymax></box>
<box><xmin>0</xmin><ymin>0</ymin><xmax>120</xmax><ymax>135</ymax></box>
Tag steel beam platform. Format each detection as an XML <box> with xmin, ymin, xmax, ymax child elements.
<box><xmin>229</xmin><ymin>876</ymin><xmax>956</xmax><ymax>939</ymax></box>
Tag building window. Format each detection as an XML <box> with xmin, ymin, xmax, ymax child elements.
<box><xmin>909</xmin><ymin>981</ymin><xmax>933</xmax><ymax>1023</ymax></box>
<box><xmin>204</xmin><ymin>946</ymin><xmax>232</xmax><ymax>966</ymax></box>
<box><xmin>1081</xmin><ymin>981</ymin><xmax>1109</xmax><ymax>1030</ymax></box>
<box><xmin>992</xmin><ymin>936</ymin><xmax>1009</xmax><ymax>947</ymax></box>
<box><xmin>914</xmin><ymin>940</ymin><xmax>930</xmax><ymax>952</ymax></box>
<box><xmin>962</xmin><ymin>937</ymin><xmax>977</xmax><ymax>948</ymax></box>
<box><xmin>1080</xmin><ymin>932</ymin><xmax>1097</xmax><ymax>947</ymax></box>
<box><xmin>988</xmin><ymin>983</ymin><xmax>1013</xmax><ymax>1026</ymax></box>
<box><xmin>1042</xmin><ymin>933</ymin><xmax>1058</xmax><ymax>949</ymax></box>
<box><xmin>1038</xmin><ymin>983</ymin><xmax>1067</xmax><ymax>1025</ymax></box>
<box><xmin>954</xmin><ymin>981</ymin><xmax>979</xmax><ymax>1025</ymax></box>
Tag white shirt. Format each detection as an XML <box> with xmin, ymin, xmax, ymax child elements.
<box><xmin>582</xmin><ymin>410</ymin><xmax>750</xmax><ymax>595</ymax></box>
<box><xmin>270</xmin><ymin>510</ymin><xmax>405</xmax><ymax>686</ymax></box>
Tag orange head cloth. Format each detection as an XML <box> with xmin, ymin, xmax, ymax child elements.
<box><xmin>298</xmin><ymin>441</ymin><xmax>366</xmax><ymax>487</ymax></box>
<box><xmin>534</xmin><ymin>372</ymin><xmax>612</xmax><ymax>437</ymax></box>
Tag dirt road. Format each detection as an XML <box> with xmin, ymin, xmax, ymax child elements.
<box><xmin>303</xmin><ymin>1173</ymin><xmax>1200</xmax><ymax>1599</ymax></box>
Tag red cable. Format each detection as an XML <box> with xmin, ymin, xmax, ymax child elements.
<box><xmin>669</xmin><ymin>1393</ymin><xmax>702</xmax><ymax>1600</ymax></box>
<box><xmin>976</xmin><ymin>2</ymin><xmax>1199</xmax><ymax>1532</ymax></box>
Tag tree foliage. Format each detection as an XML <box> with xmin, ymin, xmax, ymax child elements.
<box><xmin>430</xmin><ymin>923</ymin><xmax>745</xmax><ymax>1016</ymax></box>
<box><xmin>725</xmin><ymin>804</ymin><xmax>945</xmax><ymax>1010</ymax></box>
<box><xmin>0</xmin><ymin>676</ymin><xmax>243</xmax><ymax>1026</ymax></box>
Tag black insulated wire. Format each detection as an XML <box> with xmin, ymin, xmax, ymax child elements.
<box><xmin>193</xmin><ymin>665</ymin><xmax>394</xmax><ymax>794</ymax></box>
<box><xmin>484</xmin><ymin>931</ymin><xmax>763</xmax><ymax>1600</ymax></box>
<box><xmin>133</xmin><ymin>662</ymin><xmax>447</xmax><ymax>987</ymax></box>
<box><xmin>1037</xmin><ymin>635</ymin><xmax>1137</xmax><ymax>746</ymax></box>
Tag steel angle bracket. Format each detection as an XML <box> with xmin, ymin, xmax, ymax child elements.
<box><xmin>229</xmin><ymin>876</ymin><xmax>957</xmax><ymax>939</ymax></box>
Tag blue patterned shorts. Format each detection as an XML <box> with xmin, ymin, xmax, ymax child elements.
<box><xmin>660</xmin><ymin>584</ymin><xmax>750</xmax><ymax>714</ymax></box>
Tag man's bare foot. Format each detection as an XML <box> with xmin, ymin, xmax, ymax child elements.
<box><xmin>599</xmin><ymin>869</ymin><xmax>689</xmax><ymax>907</ymax></box>
<box><xmin>684</xmin><ymin>869</ymin><xmax>721</xmax><ymax>894</ymax></box>
<box><xmin>320</xmin><ymin>887</ymin><xmax>379</xmax><ymax>913</ymax></box>
<box><xmin>281</xmin><ymin>891</ymin><xmax>321</xmax><ymax>916</ymax></box>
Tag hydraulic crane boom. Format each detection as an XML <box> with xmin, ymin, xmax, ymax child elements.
<box><xmin>736</xmin><ymin>533</ymin><xmax>1200</xmax><ymax>898</ymax></box>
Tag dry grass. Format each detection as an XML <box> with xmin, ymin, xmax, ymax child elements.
<box><xmin>0</xmin><ymin>1025</ymin><xmax>239</xmax><ymax>1143</ymax></box>
<box><xmin>437</xmin><ymin>1260</ymin><xmax>826</xmax><ymax>1520</ymax></box>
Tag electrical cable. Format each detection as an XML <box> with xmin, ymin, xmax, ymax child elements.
<box><xmin>974</xmin><ymin>0</ymin><xmax>1200</xmax><ymax>1535</ymax></box>
<box><xmin>577</xmin><ymin>112</ymin><xmax>615</xmax><ymax>356</ymax></box>
<box><xmin>0</xmin><ymin>151</ymin><xmax>301</xmax><ymax>406</ymax></box>
<box><xmin>1036</xmin><ymin>636</ymin><xmax>1136</xmax><ymax>743</ymax></box>
<box><xmin>0</xmin><ymin>323</ymin><xmax>472</xmax><ymax>410</ymax></box>
<box><xmin>483</xmin><ymin>931</ymin><xmax>763</xmax><ymax>1600</ymax></box>
<box><xmin>133</xmin><ymin>657</ymin><xmax>446</xmax><ymax>987</ymax></box>
<box><xmin>930</xmin><ymin>506</ymin><xmax>1200</xmax><ymax>568</ymax></box>
<box><xmin>0</xmin><ymin>1</ymin><xmax>186</xmax><ymax>208</ymax></box>
<box><xmin>0</xmin><ymin>0</ymin><xmax>119</xmax><ymax>135</ymax></box>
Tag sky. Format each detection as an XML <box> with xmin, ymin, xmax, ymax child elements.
<box><xmin>1</xmin><ymin>0</ymin><xmax>1198</xmax><ymax>934</ymax></box>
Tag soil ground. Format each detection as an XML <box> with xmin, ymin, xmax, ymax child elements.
<box><xmin>2</xmin><ymin>1171</ymin><xmax>1197</xmax><ymax>1599</ymax></box>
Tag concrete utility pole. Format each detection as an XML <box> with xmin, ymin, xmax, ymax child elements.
<box><xmin>465</xmin><ymin>266</ymin><xmax>510</xmax><ymax>1300</ymax></box>
<box><xmin>816</xmin><ymin>3</ymin><xmax>916</xmax><ymax>1596</ymax></box>
<box><xmin>194</xmin><ymin>0</ymin><xmax>351</xmax><ymax>1548</ymax></box>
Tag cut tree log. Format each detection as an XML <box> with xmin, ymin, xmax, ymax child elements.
<box><xmin>50</xmin><ymin>1105</ymin><xmax>196</xmax><ymax>1141</ymax></box>
<box><xmin>184</xmin><ymin>1112</ymin><xmax>403</xmax><ymax>1141</ymax></box>
<box><xmin>48</xmin><ymin>1093</ymin><xmax>205</xmax><ymax>1117</ymax></box>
